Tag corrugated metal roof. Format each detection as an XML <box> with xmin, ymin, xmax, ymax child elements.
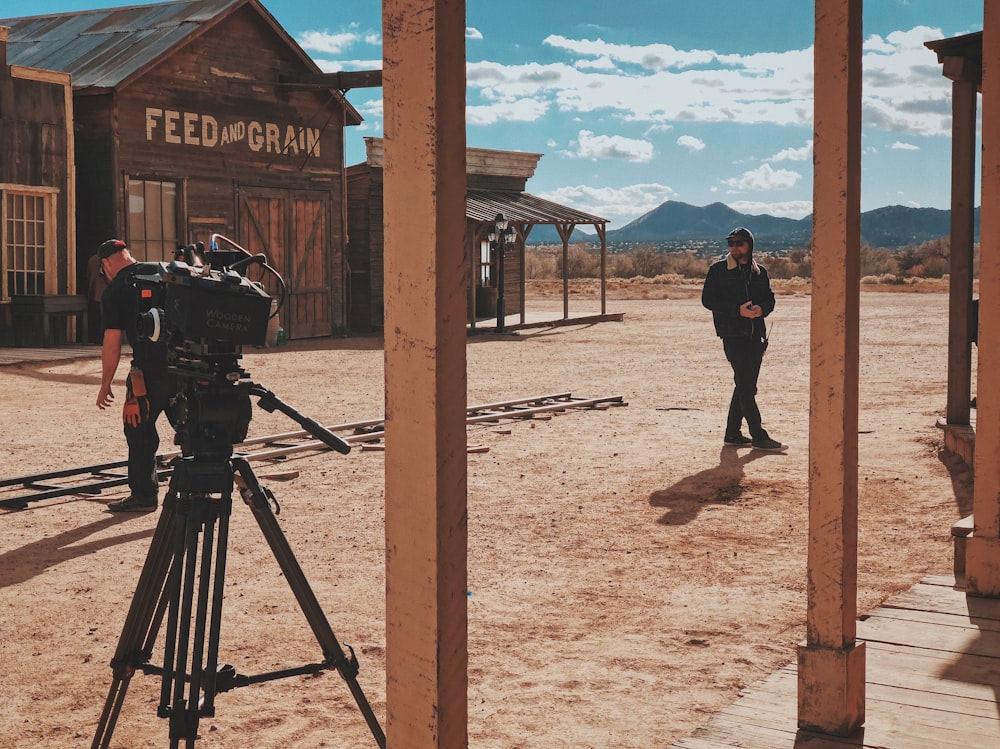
<box><xmin>466</xmin><ymin>190</ymin><xmax>607</xmax><ymax>227</ymax></box>
<box><xmin>0</xmin><ymin>0</ymin><xmax>318</xmax><ymax>91</ymax></box>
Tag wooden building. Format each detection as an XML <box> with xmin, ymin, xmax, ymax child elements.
<box><xmin>1</xmin><ymin>0</ymin><xmax>362</xmax><ymax>340</ymax></box>
<box><xmin>0</xmin><ymin>26</ymin><xmax>78</xmax><ymax>346</ymax></box>
<box><xmin>347</xmin><ymin>137</ymin><xmax>611</xmax><ymax>333</ymax></box>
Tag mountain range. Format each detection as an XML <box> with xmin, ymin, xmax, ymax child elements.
<box><xmin>526</xmin><ymin>201</ymin><xmax>979</xmax><ymax>250</ymax></box>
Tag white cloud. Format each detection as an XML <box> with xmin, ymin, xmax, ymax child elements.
<box><xmin>315</xmin><ymin>58</ymin><xmax>383</xmax><ymax>73</ymax></box>
<box><xmin>575</xmin><ymin>56</ymin><xmax>618</xmax><ymax>71</ymax></box>
<box><xmin>861</xmin><ymin>26</ymin><xmax>954</xmax><ymax>136</ymax></box>
<box><xmin>543</xmin><ymin>35</ymin><xmax>718</xmax><ymax>71</ymax></box>
<box><xmin>467</xmin><ymin>97</ymin><xmax>550</xmax><ymax>125</ymax></box>
<box><xmin>769</xmin><ymin>140</ymin><xmax>812</xmax><ymax>161</ymax></box>
<box><xmin>298</xmin><ymin>30</ymin><xmax>362</xmax><ymax>55</ymax></box>
<box><xmin>891</xmin><ymin>141</ymin><xmax>920</xmax><ymax>150</ymax></box>
<box><xmin>727</xmin><ymin>199</ymin><xmax>813</xmax><ymax>220</ymax></box>
<box><xmin>643</xmin><ymin>124</ymin><xmax>673</xmax><ymax>136</ymax></box>
<box><xmin>459</xmin><ymin>26</ymin><xmax>955</xmax><ymax>138</ymax></box>
<box><xmin>567</xmin><ymin>130</ymin><xmax>654</xmax><ymax>162</ymax></box>
<box><xmin>723</xmin><ymin>163</ymin><xmax>802</xmax><ymax>192</ymax></box>
<box><xmin>301</xmin><ymin>22</ymin><xmax>955</xmax><ymax>138</ymax></box>
<box><xmin>677</xmin><ymin>135</ymin><xmax>706</xmax><ymax>152</ymax></box>
<box><xmin>539</xmin><ymin>183</ymin><xmax>677</xmax><ymax>224</ymax></box>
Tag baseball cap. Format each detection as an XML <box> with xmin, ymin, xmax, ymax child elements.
<box><xmin>725</xmin><ymin>227</ymin><xmax>754</xmax><ymax>249</ymax></box>
<box><xmin>97</xmin><ymin>239</ymin><xmax>127</xmax><ymax>259</ymax></box>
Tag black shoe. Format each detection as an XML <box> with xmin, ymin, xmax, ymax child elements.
<box><xmin>108</xmin><ymin>495</ymin><xmax>157</xmax><ymax>512</ymax></box>
<box><xmin>751</xmin><ymin>436</ymin><xmax>788</xmax><ymax>452</ymax></box>
<box><xmin>724</xmin><ymin>433</ymin><xmax>753</xmax><ymax>446</ymax></box>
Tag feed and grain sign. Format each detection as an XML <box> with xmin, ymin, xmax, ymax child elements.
<box><xmin>144</xmin><ymin>107</ymin><xmax>322</xmax><ymax>157</ymax></box>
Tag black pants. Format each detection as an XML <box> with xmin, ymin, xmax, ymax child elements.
<box><xmin>722</xmin><ymin>336</ymin><xmax>768</xmax><ymax>440</ymax></box>
<box><xmin>123</xmin><ymin>371</ymin><xmax>177</xmax><ymax>500</ymax></box>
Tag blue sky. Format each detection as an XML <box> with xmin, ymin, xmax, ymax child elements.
<box><xmin>2</xmin><ymin>0</ymin><xmax>986</xmax><ymax>228</ymax></box>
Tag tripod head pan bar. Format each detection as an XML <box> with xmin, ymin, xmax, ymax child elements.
<box><xmin>250</xmin><ymin>385</ymin><xmax>351</xmax><ymax>455</ymax></box>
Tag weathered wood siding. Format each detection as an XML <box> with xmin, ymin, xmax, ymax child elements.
<box><xmin>0</xmin><ymin>32</ymin><xmax>75</xmax><ymax>345</ymax></box>
<box><xmin>346</xmin><ymin>164</ymin><xmax>384</xmax><ymax>332</ymax></box>
<box><xmin>70</xmin><ymin>5</ymin><xmax>351</xmax><ymax>337</ymax></box>
<box><xmin>1</xmin><ymin>70</ymin><xmax>72</xmax><ymax>293</ymax></box>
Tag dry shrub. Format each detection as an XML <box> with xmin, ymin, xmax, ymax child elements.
<box><xmin>558</xmin><ymin>246</ymin><xmax>603</xmax><ymax>278</ymax></box>
<box><xmin>860</xmin><ymin>246</ymin><xmax>899</xmax><ymax>277</ymax></box>
<box><xmin>525</xmin><ymin>250</ymin><xmax>558</xmax><ymax>279</ymax></box>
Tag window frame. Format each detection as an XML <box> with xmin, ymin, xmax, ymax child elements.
<box><xmin>125</xmin><ymin>176</ymin><xmax>181</xmax><ymax>262</ymax></box>
<box><xmin>0</xmin><ymin>184</ymin><xmax>59</xmax><ymax>300</ymax></box>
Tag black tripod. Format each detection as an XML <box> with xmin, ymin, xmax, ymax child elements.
<box><xmin>92</xmin><ymin>374</ymin><xmax>385</xmax><ymax>749</ymax></box>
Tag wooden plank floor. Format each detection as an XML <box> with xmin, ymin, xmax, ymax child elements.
<box><xmin>671</xmin><ymin>576</ymin><xmax>1000</xmax><ymax>748</ymax></box>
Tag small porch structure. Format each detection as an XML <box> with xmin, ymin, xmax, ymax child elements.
<box><xmin>346</xmin><ymin>136</ymin><xmax>617</xmax><ymax>335</ymax></box>
<box><xmin>925</xmin><ymin>31</ymin><xmax>982</xmax><ymax>469</ymax></box>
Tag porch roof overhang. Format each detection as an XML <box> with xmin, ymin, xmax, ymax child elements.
<box><xmin>466</xmin><ymin>189</ymin><xmax>607</xmax><ymax>232</ymax></box>
<box><xmin>925</xmin><ymin>31</ymin><xmax>982</xmax><ymax>87</ymax></box>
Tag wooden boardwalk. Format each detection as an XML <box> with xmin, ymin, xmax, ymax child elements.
<box><xmin>672</xmin><ymin>576</ymin><xmax>1000</xmax><ymax>748</ymax></box>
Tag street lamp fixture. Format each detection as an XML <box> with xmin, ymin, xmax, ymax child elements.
<box><xmin>492</xmin><ymin>213</ymin><xmax>516</xmax><ymax>332</ymax></box>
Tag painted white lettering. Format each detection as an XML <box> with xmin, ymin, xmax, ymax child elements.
<box><xmin>248</xmin><ymin>121</ymin><xmax>263</xmax><ymax>152</ymax></box>
<box><xmin>283</xmin><ymin>125</ymin><xmax>300</xmax><ymax>155</ymax></box>
<box><xmin>201</xmin><ymin>115</ymin><xmax>218</xmax><ymax>147</ymax></box>
<box><xmin>147</xmin><ymin>109</ymin><xmax>317</xmax><ymax>157</ymax></box>
<box><xmin>265</xmin><ymin>123</ymin><xmax>280</xmax><ymax>154</ymax></box>
<box><xmin>145</xmin><ymin>108</ymin><xmax>162</xmax><ymax>141</ymax></box>
<box><xmin>183</xmin><ymin>112</ymin><xmax>199</xmax><ymax>146</ymax></box>
<box><xmin>305</xmin><ymin>128</ymin><xmax>320</xmax><ymax>158</ymax></box>
<box><xmin>164</xmin><ymin>110</ymin><xmax>181</xmax><ymax>144</ymax></box>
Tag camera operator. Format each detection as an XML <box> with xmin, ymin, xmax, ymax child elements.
<box><xmin>95</xmin><ymin>239</ymin><xmax>176</xmax><ymax>512</ymax></box>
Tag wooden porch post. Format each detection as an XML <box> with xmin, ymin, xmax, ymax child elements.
<box><xmin>797</xmin><ymin>0</ymin><xmax>865</xmax><ymax>735</ymax></box>
<box><xmin>382</xmin><ymin>1</ymin><xmax>469</xmax><ymax>746</ymax></box>
<box><xmin>945</xmin><ymin>76</ymin><xmax>978</xmax><ymax>427</ymax></box>
<box><xmin>967</xmin><ymin>5</ymin><xmax>1000</xmax><ymax>595</ymax></box>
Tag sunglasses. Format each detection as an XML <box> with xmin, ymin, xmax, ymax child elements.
<box><xmin>727</xmin><ymin>240</ymin><xmax>747</xmax><ymax>247</ymax></box>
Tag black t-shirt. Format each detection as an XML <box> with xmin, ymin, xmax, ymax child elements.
<box><xmin>101</xmin><ymin>262</ymin><xmax>169</xmax><ymax>374</ymax></box>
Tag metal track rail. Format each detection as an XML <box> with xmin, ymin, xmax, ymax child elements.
<box><xmin>0</xmin><ymin>392</ymin><xmax>624</xmax><ymax>510</ymax></box>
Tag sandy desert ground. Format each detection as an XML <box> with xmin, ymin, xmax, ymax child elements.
<box><xmin>0</xmin><ymin>281</ymin><xmax>972</xmax><ymax>748</ymax></box>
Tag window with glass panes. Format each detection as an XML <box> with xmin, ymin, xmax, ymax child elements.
<box><xmin>127</xmin><ymin>178</ymin><xmax>178</xmax><ymax>261</ymax></box>
<box><xmin>3</xmin><ymin>190</ymin><xmax>48</xmax><ymax>298</ymax></box>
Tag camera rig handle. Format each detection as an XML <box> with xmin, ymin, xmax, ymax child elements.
<box><xmin>249</xmin><ymin>384</ymin><xmax>351</xmax><ymax>455</ymax></box>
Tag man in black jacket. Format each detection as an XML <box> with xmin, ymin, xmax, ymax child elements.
<box><xmin>96</xmin><ymin>239</ymin><xmax>177</xmax><ymax>511</ymax></box>
<box><xmin>701</xmin><ymin>227</ymin><xmax>786</xmax><ymax>451</ymax></box>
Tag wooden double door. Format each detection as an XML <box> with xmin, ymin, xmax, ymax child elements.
<box><xmin>237</xmin><ymin>187</ymin><xmax>340</xmax><ymax>339</ymax></box>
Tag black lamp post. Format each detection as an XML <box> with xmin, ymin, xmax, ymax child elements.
<box><xmin>491</xmin><ymin>212</ymin><xmax>516</xmax><ymax>333</ymax></box>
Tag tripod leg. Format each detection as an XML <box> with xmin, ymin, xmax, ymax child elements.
<box><xmin>92</xmin><ymin>492</ymin><xmax>180</xmax><ymax>749</ymax></box>
<box><xmin>157</xmin><ymin>492</ymin><xmax>231</xmax><ymax>747</ymax></box>
<box><xmin>231</xmin><ymin>458</ymin><xmax>386</xmax><ymax>749</ymax></box>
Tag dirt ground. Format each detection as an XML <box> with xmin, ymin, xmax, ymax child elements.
<box><xmin>0</xmin><ymin>280</ymin><xmax>973</xmax><ymax>748</ymax></box>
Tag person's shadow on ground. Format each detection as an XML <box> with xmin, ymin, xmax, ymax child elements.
<box><xmin>0</xmin><ymin>514</ymin><xmax>151</xmax><ymax>589</ymax></box>
<box><xmin>649</xmin><ymin>447</ymin><xmax>774</xmax><ymax>526</ymax></box>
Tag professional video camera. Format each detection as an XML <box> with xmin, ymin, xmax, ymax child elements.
<box><xmin>130</xmin><ymin>236</ymin><xmax>288</xmax><ymax>454</ymax></box>
<box><xmin>135</xmin><ymin>242</ymin><xmax>284</xmax><ymax>356</ymax></box>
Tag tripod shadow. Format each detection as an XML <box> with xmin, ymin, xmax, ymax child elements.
<box><xmin>649</xmin><ymin>447</ymin><xmax>773</xmax><ymax>526</ymax></box>
<box><xmin>0</xmin><ymin>514</ymin><xmax>151</xmax><ymax>589</ymax></box>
